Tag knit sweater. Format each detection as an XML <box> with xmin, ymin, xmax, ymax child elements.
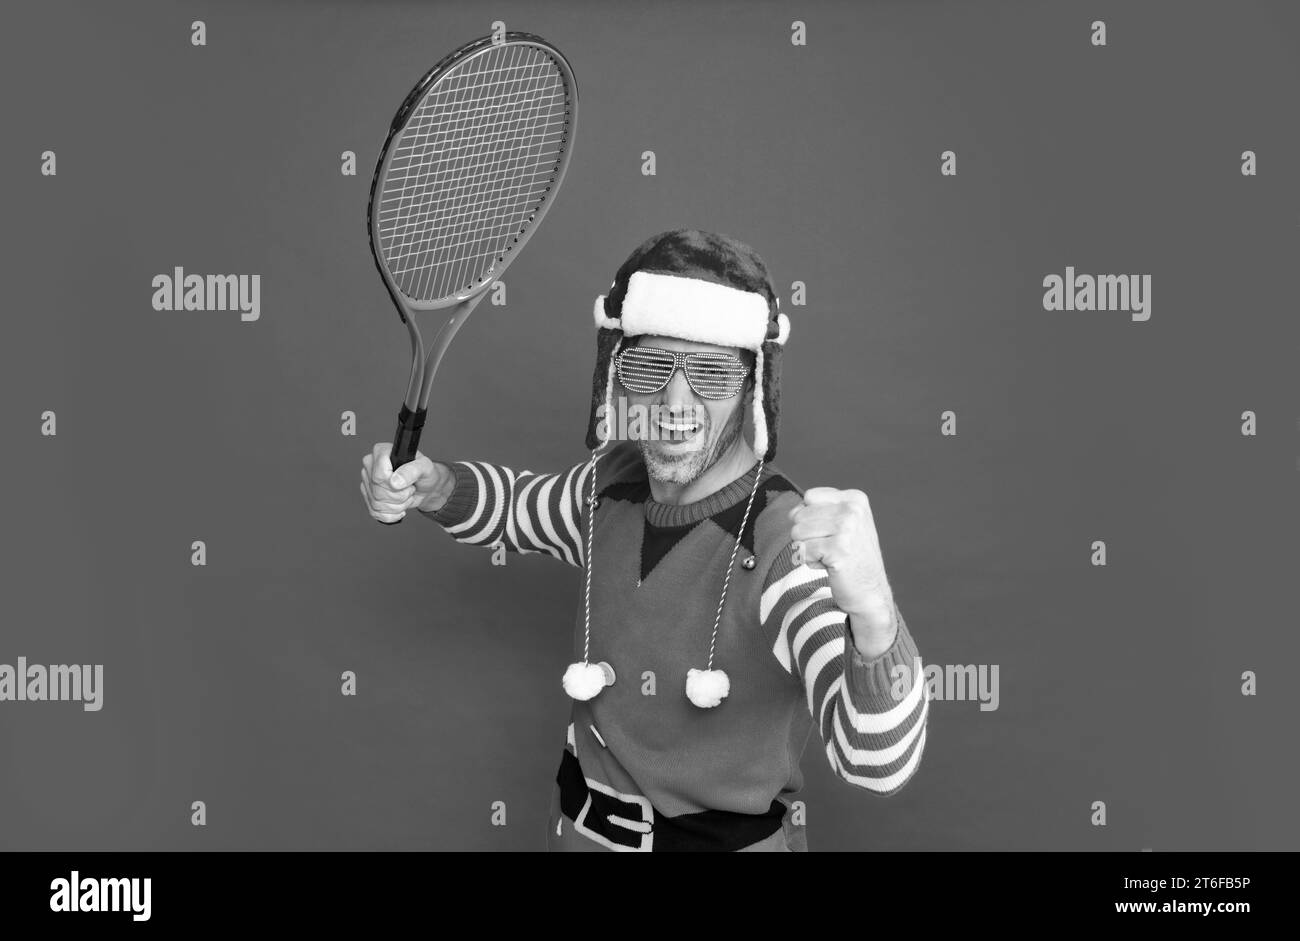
<box><xmin>425</xmin><ymin>441</ymin><xmax>928</xmax><ymax>851</ymax></box>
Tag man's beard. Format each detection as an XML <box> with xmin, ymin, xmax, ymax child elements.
<box><xmin>638</xmin><ymin>402</ymin><xmax>746</xmax><ymax>487</ymax></box>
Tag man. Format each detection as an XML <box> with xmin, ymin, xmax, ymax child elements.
<box><xmin>361</xmin><ymin>229</ymin><xmax>928</xmax><ymax>851</ymax></box>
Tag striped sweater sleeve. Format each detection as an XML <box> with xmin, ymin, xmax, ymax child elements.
<box><xmin>420</xmin><ymin>455</ymin><xmax>600</xmax><ymax>567</ymax></box>
<box><xmin>759</xmin><ymin>547</ymin><xmax>929</xmax><ymax>796</ymax></box>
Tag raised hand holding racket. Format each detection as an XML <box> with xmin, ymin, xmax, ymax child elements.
<box><xmin>363</xmin><ymin>32</ymin><xmax>578</xmax><ymax>523</ymax></box>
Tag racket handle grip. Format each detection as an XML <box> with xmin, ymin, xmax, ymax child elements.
<box><xmin>379</xmin><ymin>405</ymin><xmax>427</xmax><ymax>526</ymax></box>
<box><xmin>391</xmin><ymin>403</ymin><xmax>427</xmax><ymax>467</ymax></box>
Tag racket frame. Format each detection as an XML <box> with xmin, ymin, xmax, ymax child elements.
<box><xmin>365</xmin><ymin>32</ymin><xmax>579</xmax><ymax>475</ymax></box>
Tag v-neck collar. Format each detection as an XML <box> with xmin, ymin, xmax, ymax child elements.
<box><xmin>643</xmin><ymin>462</ymin><xmax>763</xmax><ymax>528</ymax></box>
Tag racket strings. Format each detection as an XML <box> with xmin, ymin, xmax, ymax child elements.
<box><xmin>394</xmin><ymin>87</ymin><xmax>566</xmax><ymax>140</ymax></box>
<box><xmin>426</xmin><ymin>50</ymin><xmax>558</xmax><ymax>293</ymax></box>
<box><xmin>383</xmin><ymin>49</ymin><xmax>545</xmax><ymax>281</ymax></box>
<box><xmin>376</xmin><ymin>43</ymin><xmax>570</xmax><ymax>301</ymax></box>
<box><xmin>380</xmin><ymin>163</ymin><xmax>562</xmax><ymax>255</ymax></box>
<box><xmin>411</xmin><ymin>57</ymin><xmax>556</xmax><ymax>297</ymax></box>
<box><xmin>385</xmin><ymin>89</ymin><xmax>564</xmax><ymax>202</ymax></box>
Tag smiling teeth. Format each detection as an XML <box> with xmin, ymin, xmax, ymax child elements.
<box><xmin>659</xmin><ymin>422</ymin><xmax>698</xmax><ymax>432</ymax></box>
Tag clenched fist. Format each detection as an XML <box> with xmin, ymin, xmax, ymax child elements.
<box><xmin>360</xmin><ymin>442</ymin><xmax>455</xmax><ymax>523</ymax></box>
<box><xmin>788</xmin><ymin>487</ymin><xmax>897</xmax><ymax>659</ymax></box>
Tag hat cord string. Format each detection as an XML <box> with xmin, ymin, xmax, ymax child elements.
<box><xmin>581</xmin><ymin>449</ymin><xmax>599</xmax><ymax>663</ymax></box>
<box><xmin>706</xmin><ymin>459</ymin><xmax>765</xmax><ymax>670</ymax></box>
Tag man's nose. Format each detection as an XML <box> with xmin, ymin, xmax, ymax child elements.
<box><xmin>655</xmin><ymin>366</ymin><xmax>707</xmax><ymax>415</ymax></box>
<box><xmin>660</xmin><ymin>366</ymin><xmax>695</xmax><ymax>412</ymax></box>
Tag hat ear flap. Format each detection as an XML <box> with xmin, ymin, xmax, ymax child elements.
<box><xmin>757</xmin><ymin>339</ymin><xmax>782</xmax><ymax>462</ymax></box>
<box><xmin>587</xmin><ymin>327</ymin><xmax>624</xmax><ymax>450</ymax></box>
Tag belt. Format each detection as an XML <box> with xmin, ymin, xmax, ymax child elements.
<box><xmin>556</xmin><ymin>749</ymin><xmax>786</xmax><ymax>852</ymax></box>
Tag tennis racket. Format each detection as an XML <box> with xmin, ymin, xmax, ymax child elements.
<box><xmin>367</xmin><ymin>32</ymin><xmax>578</xmax><ymax>522</ymax></box>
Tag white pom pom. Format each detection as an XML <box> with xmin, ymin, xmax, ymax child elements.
<box><xmin>685</xmin><ymin>668</ymin><xmax>730</xmax><ymax>708</ymax></box>
<box><xmin>563</xmin><ymin>661</ymin><xmax>608</xmax><ymax>701</ymax></box>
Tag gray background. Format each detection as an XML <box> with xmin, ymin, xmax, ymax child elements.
<box><xmin>1</xmin><ymin>0</ymin><xmax>1297</xmax><ymax>851</ymax></box>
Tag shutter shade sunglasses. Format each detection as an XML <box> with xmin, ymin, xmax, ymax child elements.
<box><xmin>615</xmin><ymin>347</ymin><xmax>749</xmax><ymax>399</ymax></box>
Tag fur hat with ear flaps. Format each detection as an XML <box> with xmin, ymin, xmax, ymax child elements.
<box><xmin>568</xmin><ymin>230</ymin><xmax>792</xmax><ymax>710</ymax></box>
<box><xmin>585</xmin><ymin>229</ymin><xmax>790</xmax><ymax>462</ymax></box>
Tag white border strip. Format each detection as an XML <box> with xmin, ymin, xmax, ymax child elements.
<box><xmin>620</xmin><ymin>271</ymin><xmax>770</xmax><ymax>349</ymax></box>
